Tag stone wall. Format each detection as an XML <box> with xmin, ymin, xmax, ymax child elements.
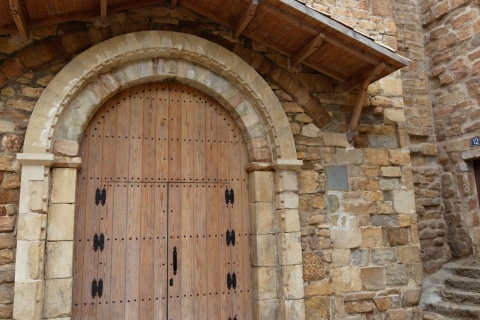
<box><xmin>0</xmin><ymin>3</ymin><xmax>423</xmax><ymax>319</ymax></box>
<box><xmin>421</xmin><ymin>0</ymin><xmax>480</xmax><ymax>260</ymax></box>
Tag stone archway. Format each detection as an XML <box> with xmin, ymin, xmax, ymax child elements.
<box><xmin>13</xmin><ymin>31</ymin><xmax>304</xmax><ymax>320</ymax></box>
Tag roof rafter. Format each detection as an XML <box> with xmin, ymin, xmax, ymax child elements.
<box><xmin>101</xmin><ymin>0</ymin><xmax>108</xmax><ymax>23</ymax></box>
<box><xmin>9</xmin><ymin>0</ymin><xmax>28</xmax><ymax>40</ymax></box>
<box><xmin>233</xmin><ymin>0</ymin><xmax>258</xmax><ymax>38</ymax></box>
<box><xmin>292</xmin><ymin>33</ymin><xmax>324</xmax><ymax>67</ymax></box>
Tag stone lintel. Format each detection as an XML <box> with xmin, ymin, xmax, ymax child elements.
<box><xmin>461</xmin><ymin>148</ymin><xmax>480</xmax><ymax>160</ymax></box>
<box><xmin>272</xmin><ymin>159</ymin><xmax>303</xmax><ymax>171</ymax></box>
<box><xmin>17</xmin><ymin>153</ymin><xmax>55</xmax><ymax>166</ymax></box>
<box><xmin>52</xmin><ymin>156</ymin><xmax>82</xmax><ymax>169</ymax></box>
<box><xmin>246</xmin><ymin>162</ymin><xmax>274</xmax><ymax>172</ymax></box>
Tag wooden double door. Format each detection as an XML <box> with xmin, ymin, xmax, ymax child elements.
<box><xmin>72</xmin><ymin>82</ymin><xmax>252</xmax><ymax>319</ymax></box>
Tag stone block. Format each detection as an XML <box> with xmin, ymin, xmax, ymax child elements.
<box><xmin>331</xmin><ymin>216</ymin><xmax>362</xmax><ymax>249</ymax></box>
<box><xmin>51</xmin><ymin>168</ymin><xmax>77</xmax><ymax>204</ymax></box>
<box><xmin>253</xmin><ymin>299</ymin><xmax>279</xmax><ymax>320</ymax></box>
<box><xmin>298</xmin><ymin>171</ymin><xmax>320</xmax><ymax>194</ymax></box>
<box><xmin>301</xmin><ymin>123</ymin><xmax>321</xmax><ymax>138</ymax></box>
<box><xmin>398</xmin><ymin>245</ymin><xmax>422</xmax><ymax>264</ymax></box>
<box><xmin>277</xmin><ymin>232</ymin><xmax>302</xmax><ymax>266</ymax></box>
<box><xmin>305</xmin><ymin>296</ymin><xmax>330</xmax><ymax>319</ymax></box>
<box><xmin>332</xmin><ymin>266</ymin><xmax>362</xmax><ymax>293</ymax></box>
<box><xmin>360</xmin><ymin>226</ymin><xmax>386</xmax><ymax>249</ymax></box>
<box><xmin>369</xmin><ymin>135</ymin><xmax>398</xmax><ymax>148</ymax></box>
<box><xmin>276</xmin><ymin>192</ymin><xmax>299</xmax><ymax>209</ymax></box>
<box><xmin>365</xmin><ymin>149</ymin><xmax>390</xmax><ymax>165</ymax></box>
<box><xmin>373</xmin><ymin>296</ymin><xmax>394</xmax><ymax>311</ymax></box>
<box><xmin>45</xmin><ymin>241</ymin><xmax>73</xmax><ymax>279</ymax></box>
<box><xmin>0</xmin><ymin>283</ymin><xmax>13</xmax><ymax>304</ymax></box>
<box><xmin>361</xmin><ymin>266</ymin><xmax>386</xmax><ymax>290</ymax></box>
<box><xmin>252</xmin><ymin>267</ymin><xmax>277</xmax><ymax>300</ymax></box>
<box><xmin>385</xmin><ymin>265</ymin><xmax>408</xmax><ymax>286</ymax></box>
<box><xmin>249</xmin><ymin>171</ymin><xmax>274</xmax><ymax>202</ymax></box>
<box><xmin>372</xmin><ymin>248</ymin><xmax>398</xmax><ymax>264</ymax></box>
<box><xmin>274</xmin><ymin>170</ymin><xmax>298</xmax><ymax>193</ymax></box>
<box><xmin>43</xmin><ymin>278</ymin><xmax>72</xmax><ymax>318</ymax></box>
<box><xmin>325</xmin><ymin>165</ymin><xmax>349</xmax><ymax>190</ymax></box>
<box><xmin>351</xmin><ymin>249</ymin><xmax>369</xmax><ymax>266</ymax></box>
<box><xmin>379</xmin><ymin>177</ymin><xmax>400</xmax><ymax>191</ymax></box>
<box><xmin>277</xmin><ymin>209</ymin><xmax>301</xmax><ymax>233</ymax></box>
<box><xmin>336</xmin><ymin>148</ymin><xmax>364</xmax><ymax>165</ymax></box>
<box><xmin>387</xmin><ymin>227</ymin><xmax>411</xmax><ymax>246</ymax></box>
<box><xmin>17</xmin><ymin>214</ymin><xmax>47</xmax><ymax>240</ymax></box>
<box><xmin>13</xmin><ymin>281</ymin><xmax>43</xmax><ymax>320</ymax></box>
<box><xmin>384</xmin><ymin>109</ymin><xmax>406</xmax><ymax>123</ymax></box>
<box><xmin>393</xmin><ymin>190</ymin><xmax>415</xmax><ymax>214</ymax></box>
<box><xmin>282</xmin><ymin>299</ymin><xmax>305</xmax><ymax>320</ymax></box>
<box><xmin>0</xmin><ymin>216</ymin><xmax>15</xmax><ymax>232</ymax></box>
<box><xmin>304</xmin><ymin>280</ymin><xmax>333</xmax><ymax>296</ymax></box>
<box><xmin>381</xmin><ymin>166</ymin><xmax>401</xmax><ymax>177</ymax></box>
<box><xmin>404</xmin><ymin>286</ymin><xmax>422</xmax><ymax>306</ymax></box>
<box><xmin>303</xmin><ymin>253</ymin><xmax>325</xmax><ymax>282</ymax></box>
<box><xmin>322</xmin><ymin>132</ymin><xmax>348</xmax><ymax>147</ymax></box>
<box><xmin>345</xmin><ymin>300</ymin><xmax>374</xmax><ymax>313</ymax></box>
<box><xmin>251</xmin><ymin>234</ymin><xmax>276</xmax><ymax>267</ymax></box>
<box><xmin>280</xmin><ymin>264</ymin><xmax>304</xmax><ymax>299</ymax></box>
<box><xmin>29</xmin><ymin>181</ymin><xmax>44</xmax><ymax>212</ymax></box>
<box><xmin>53</xmin><ymin>140</ymin><xmax>79</xmax><ymax>156</ymax></box>
<box><xmin>331</xmin><ymin>249</ymin><xmax>351</xmax><ymax>267</ymax></box>
<box><xmin>47</xmin><ymin>204</ymin><xmax>75</xmax><ymax>241</ymax></box>
<box><xmin>28</xmin><ymin>241</ymin><xmax>45</xmax><ymax>280</ymax></box>
<box><xmin>371</xmin><ymin>214</ymin><xmax>399</xmax><ymax>227</ymax></box>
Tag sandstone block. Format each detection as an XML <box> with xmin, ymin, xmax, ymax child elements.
<box><xmin>252</xmin><ymin>234</ymin><xmax>276</xmax><ymax>267</ymax></box>
<box><xmin>0</xmin><ymin>283</ymin><xmax>13</xmax><ymax>304</ymax></box>
<box><xmin>277</xmin><ymin>232</ymin><xmax>302</xmax><ymax>266</ymax></box>
<box><xmin>29</xmin><ymin>181</ymin><xmax>44</xmax><ymax>212</ymax></box>
<box><xmin>345</xmin><ymin>300</ymin><xmax>374</xmax><ymax>313</ymax></box>
<box><xmin>387</xmin><ymin>227</ymin><xmax>411</xmax><ymax>246</ymax></box>
<box><xmin>331</xmin><ymin>249</ymin><xmax>351</xmax><ymax>267</ymax></box>
<box><xmin>17</xmin><ymin>214</ymin><xmax>47</xmax><ymax>240</ymax></box>
<box><xmin>0</xmin><ymin>249</ymin><xmax>14</xmax><ymax>266</ymax></box>
<box><xmin>331</xmin><ymin>216</ymin><xmax>362</xmax><ymax>249</ymax></box>
<box><xmin>381</xmin><ymin>166</ymin><xmax>402</xmax><ymax>177</ymax></box>
<box><xmin>332</xmin><ymin>266</ymin><xmax>362</xmax><ymax>293</ymax></box>
<box><xmin>298</xmin><ymin>171</ymin><xmax>320</xmax><ymax>194</ymax></box>
<box><xmin>301</xmin><ymin>123</ymin><xmax>321</xmax><ymax>138</ymax></box>
<box><xmin>282</xmin><ymin>299</ymin><xmax>305</xmax><ymax>320</ymax></box>
<box><xmin>51</xmin><ymin>168</ymin><xmax>77</xmax><ymax>204</ymax></box>
<box><xmin>360</xmin><ymin>226</ymin><xmax>386</xmax><ymax>249</ymax></box>
<box><xmin>373</xmin><ymin>296</ymin><xmax>394</xmax><ymax>311</ymax></box>
<box><xmin>253</xmin><ymin>299</ymin><xmax>279</xmax><ymax>320</ymax></box>
<box><xmin>351</xmin><ymin>249</ymin><xmax>369</xmax><ymax>266</ymax></box>
<box><xmin>277</xmin><ymin>209</ymin><xmax>301</xmax><ymax>233</ymax></box>
<box><xmin>280</xmin><ymin>264</ymin><xmax>304</xmax><ymax>299</ymax></box>
<box><xmin>404</xmin><ymin>286</ymin><xmax>422</xmax><ymax>306</ymax></box>
<box><xmin>0</xmin><ymin>216</ymin><xmax>15</xmax><ymax>232</ymax></box>
<box><xmin>305</xmin><ymin>296</ymin><xmax>330</xmax><ymax>320</ymax></box>
<box><xmin>372</xmin><ymin>248</ymin><xmax>398</xmax><ymax>264</ymax></box>
<box><xmin>47</xmin><ymin>204</ymin><xmax>75</xmax><ymax>241</ymax></box>
<box><xmin>53</xmin><ymin>140</ymin><xmax>79</xmax><ymax>156</ymax></box>
<box><xmin>274</xmin><ymin>170</ymin><xmax>298</xmax><ymax>193</ymax></box>
<box><xmin>336</xmin><ymin>148</ymin><xmax>364</xmax><ymax>165</ymax></box>
<box><xmin>389</xmin><ymin>150</ymin><xmax>411</xmax><ymax>165</ymax></box>
<box><xmin>252</xmin><ymin>267</ymin><xmax>277</xmax><ymax>300</ymax></box>
<box><xmin>249</xmin><ymin>171</ymin><xmax>274</xmax><ymax>202</ymax></box>
<box><xmin>393</xmin><ymin>190</ymin><xmax>415</xmax><ymax>214</ymax></box>
<box><xmin>361</xmin><ymin>266</ymin><xmax>386</xmax><ymax>290</ymax></box>
<box><xmin>384</xmin><ymin>109</ymin><xmax>406</xmax><ymax>123</ymax></box>
<box><xmin>322</xmin><ymin>132</ymin><xmax>348</xmax><ymax>147</ymax></box>
<box><xmin>365</xmin><ymin>149</ymin><xmax>390</xmax><ymax>165</ymax></box>
<box><xmin>304</xmin><ymin>280</ymin><xmax>333</xmax><ymax>297</ymax></box>
<box><xmin>276</xmin><ymin>192</ymin><xmax>299</xmax><ymax>209</ymax></box>
<box><xmin>13</xmin><ymin>281</ymin><xmax>43</xmax><ymax>320</ymax></box>
<box><xmin>28</xmin><ymin>241</ymin><xmax>45</xmax><ymax>280</ymax></box>
<box><xmin>43</xmin><ymin>278</ymin><xmax>72</xmax><ymax>318</ymax></box>
<box><xmin>45</xmin><ymin>241</ymin><xmax>73</xmax><ymax>279</ymax></box>
<box><xmin>398</xmin><ymin>245</ymin><xmax>422</xmax><ymax>263</ymax></box>
<box><xmin>386</xmin><ymin>264</ymin><xmax>408</xmax><ymax>286</ymax></box>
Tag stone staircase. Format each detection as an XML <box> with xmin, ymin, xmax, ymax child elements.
<box><xmin>422</xmin><ymin>257</ymin><xmax>480</xmax><ymax>319</ymax></box>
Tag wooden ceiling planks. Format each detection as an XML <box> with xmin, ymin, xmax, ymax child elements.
<box><xmin>0</xmin><ymin>0</ymin><xmax>408</xmax><ymax>86</ymax></box>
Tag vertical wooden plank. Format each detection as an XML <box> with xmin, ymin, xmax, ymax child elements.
<box><xmin>109</xmin><ymin>88</ymin><xmax>131</xmax><ymax>319</ymax></box>
<box><xmin>97</xmin><ymin>95</ymin><xmax>117</xmax><ymax>319</ymax></box>
<box><xmin>155</xmin><ymin>82</ymin><xmax>169</xmax><ymax>182</ymax></box>
<box><xmin>125</xmin><ymin>85</ymin><xmax>144</xmax><ymax>319</ymax></box>
<box><xmin>72</xmin><ymin>121</ymin><xmax>89</xmax><ymax>318</ymax></box>
<box><xmin>140</xmin><ymin>83</ymin><xmax>156</xmax><ymax>319</ymax></box>
<box><xmin>168</xmin><ymin>183</ymin><xmax>182</xmax><ymax>319</ymax></box>
<box><xmin>168</xmin><ymin>83</ymin><xmax>182</xmax><ymax>183</ymax></box>
<box><xmin>154</xmin><ymin>184</ymin><xmax>168</xmax><ymax>320</ymax></box>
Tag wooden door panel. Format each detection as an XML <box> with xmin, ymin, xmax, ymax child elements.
<box><xmin>73</xmin><ymin>82</ymin><xmax>252</xmax><ymax>320</ymax></box>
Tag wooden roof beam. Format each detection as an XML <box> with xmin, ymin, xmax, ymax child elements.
<box><xmin>100</xmin><ymin>0</ymin><xmax>108</xmax><ymax>24</ymax></box>
<box><xmin>171</xmin><ymin>0</ymin><xmax>178</xmax><ymax>9</ymax></box>
<box><xmin>233</xmin><ymin>0</ymin><xmax>258</xmax><ymax>38</ymax></box>
<box><xmin>9</xmin><ymin>0</ymin><xmax>28</xmax><ymax>40</ymax></box>
<box><xmin>347</xmin><ymin>63</ymin><xmax>386</xmax><ymax>141</ymax></box>
<box><xmin>292</xmin><ymin>33</ymin><xmax>325</xmax><ymax>67</ymax></box>
<box><xmin>344</xmin><ymin>62</ymin><xmax>386</xmax><ymax>92</ymax></box>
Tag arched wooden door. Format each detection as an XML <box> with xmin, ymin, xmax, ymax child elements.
<box><xmin>72</xmin><ymin>82</ymin><xmax>252</xmax><ymax>320</ymax></box>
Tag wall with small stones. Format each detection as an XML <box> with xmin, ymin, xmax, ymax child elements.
<box><xmin>0</xmin><ymin>2</ymin><xmax>424</xmax><ymax>319</ymax></box>
<box><xmin>420</xmin><ymin>0</ymin><xmax>480</xmax><ymax>261</ymax></box>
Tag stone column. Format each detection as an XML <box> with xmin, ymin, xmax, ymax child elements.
<box><xmin>13</xmin><ymin>153</ymin><xmax>54</xmax><ymax>320</ymax></box>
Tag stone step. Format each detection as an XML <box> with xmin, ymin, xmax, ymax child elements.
<box><xmin>448</xmin><ymin>265</ymin><xmax>480</xmax><ymax>279</ymax></box>
<box><xmin>441</xmin><ymin>288</ymin><xmax>480</xmax><ymax>305</ymax></box>
<box><xmin>423</xmin><ymin>312</ymin><xmax>451</xmax><ymax>320</ymax></box>
<box><xmin>428</xmin><ymin>301</ymin><xmax>480</xmax><ymax>319</ymax></box>
<box><xmin>445</xmin><ymin>275</ymin><xmax>480</xmax><ymax>292</ymax></box>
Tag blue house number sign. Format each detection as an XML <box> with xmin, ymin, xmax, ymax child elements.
<box><xmin>471</xmin><ymin>136</ymin><xmax>480</xmax><ymax>146</ymax></box>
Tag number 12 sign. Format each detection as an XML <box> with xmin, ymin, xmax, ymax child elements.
<box><xmin>471</xmin><ymin>136</ymin><xmax>480</xmax><ymax>146</ymax></box>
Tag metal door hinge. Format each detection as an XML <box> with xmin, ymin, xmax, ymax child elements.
<box><xmin>91</xmin><ymin>279</ymin><xmax>103</xmax><ymax>298</ymax></box>
<box><xmin>226</xmin><ymin>229</ymin><xmax>235</xmax><ymax>246</ymax></box>
<box><xmin>93</xmin><ymin>233</ymin><xmax>105</xmax><ymax>252</ymax></box>
<box><xmin>228</xmin><ymin>316</ymin><xmax>238</xmax><ymax>320</ymax></box>
<box><xmin>227</xmin><ymin>272</ymin><xmax>237</xmax><ymax>290</ymax></box>
<box><xmin>224</xmin><ymin>188</ymin><xmax>234</xmax><ymax>206</ymax></box>
<box><xmin>95</xmin><ymin>187</ymin><xmax>106</xmax><ymax>206</ymax></box>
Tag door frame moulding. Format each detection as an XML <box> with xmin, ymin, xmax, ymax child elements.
<box><xmin>13</xmin><ymin>31</ymin><xmax>304</xmax><ymax>320</ymax></box>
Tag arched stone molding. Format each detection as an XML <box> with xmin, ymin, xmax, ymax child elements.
<box><xmin>14</xmin><ymin>31</ymin><xmax>304</xmax><ymax>320</ymax></box>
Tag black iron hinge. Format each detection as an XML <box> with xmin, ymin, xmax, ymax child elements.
<box><xmin>95</xmin><ymin>187</ymin><xmax>106</xmax><ymax>206</ymax></box>
<box><xmin>224</xmin><ymin>188</ymin><xmax>234</xmax><ymax>206</ymax></box>
<box><xmin>228</xmin><ymin>316</ymin><xmax>238</xmax><ymax>320</ymax></box>
<box><xmin>226</xmin><ymin>229</ymin><xmax>235</xmax><ymax>247</ymax></box>
<box><xmin>227</xmin><ymin>272</ymin><xmax>237</xmax><ymax>290</ymax></box>
<box><xmin>91</xmin><ymin>279</ymin><xmax>103</xmax><ymax>298</ymax></box>
<box><xmin>93</xmin><ymin>233</ymin><xmax>105</xmax><ymax>252</ymax></box>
